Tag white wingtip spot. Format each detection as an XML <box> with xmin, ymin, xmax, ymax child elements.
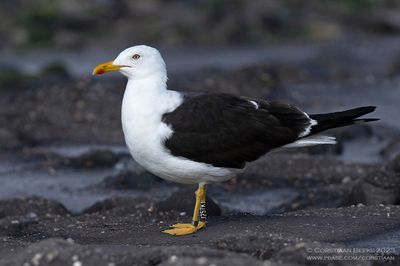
<box><xmin>249</xmin><ymin>100</ymin><xmax>259</xmax><ymax>109</ymax></box>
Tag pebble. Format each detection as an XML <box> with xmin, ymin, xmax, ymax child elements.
<box><xmin>31</xmin><ymin>253</ymin><xmax>43</xmax><ymax>266</ymax></box>
<box><xmin>168</xmin><ymin>255</ymin><xmax>178</xmax><ymax>263</ymax></box>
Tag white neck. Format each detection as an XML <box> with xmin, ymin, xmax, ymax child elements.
<box><xmin>121</xmin><ymin>71</ymin><xmax>182</xmax><ymax>128</ymax></box>
<box><xmin>126</xmin><ymin>71</ymin><xmax>167</xmax><ymax>95</ymax></box>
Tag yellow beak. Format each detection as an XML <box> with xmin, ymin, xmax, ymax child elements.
<box><xmin>92</xmin><ymin>61</ymin><xmax>125</xmax><ymax>75</ymax></box>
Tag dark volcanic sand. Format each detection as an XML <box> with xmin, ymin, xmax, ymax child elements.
<box><xmin>0</xmin><ymin>197</ymin><xmax>399</xmax><ymax>265</ymax></box>
<box><xmin>1</xmin><ymin>37</ymin><xmax>400</xmax><ymax>265</ymax></box>
<box><xmin>0</xmin><ymin>150</ymin><xmax>399</xmax><ymax>266</ymax></box>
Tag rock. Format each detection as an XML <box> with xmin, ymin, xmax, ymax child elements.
<box><xmin>271</xmin><ymin>242</ymin><xmax>362</xmax><ymax>266</ymax></box>
<box><xmin>157</xmin><ymin>187</ymin><xmax>222</xmax><ymax>216</ymax></box>
<box><xmin>387</xmin><ymin>154</ymin><xmax>400</xmax><ymax>174</ymax></box>
<box><xmin>83</xmin><ymin>197</ymin><xmax>154</xmax><ymax>217</ymax></box>
<box><xmin>368</xmin><ymin>8</ymin><xmax>400</xmax><ymax>33</ymax></box>
<box><xmin>380</xmin><ymin>137</ymin><xmax>400</xmax><ymax>160</ymax></box>
<box><xmin>346</xmin><ymin>168</ymin><xmax>400</xmax><ymax>205</ymax></box>
<box><xmin>158</xmin><ymin>251</ymin><xmax>262</xmax><ymax>266</ymax></box>
<box><xmin>271</xmin><ymin>243</ymin><xmax>318</xmax><ymax>266</ymax></box>
<box><xmin>40</xmin><ymin>61</ymin><xmax>71</xmax><ymax>80</ymax></box>
<box><xmin>0</xmin><ymin>197</ymin><xmax>69</xmax><ymax>237</ymax></box>
<box><xmin>0</xmin><ymin>238</ymin><xmax>108</xmax><ymax>266</ymax></box>
<box><xmin>99</xmin><ymin>169</ymin><xmax>162</xmax><ymax>190</ymax></box>
<box><xmin>0</xmin><ymin>196</ymin><xmax>69</xmax><ymax>219</ymax></box>
<box><xmin>169</xmin><ymin>64</ymin><xmax>291</xmax><ymax>100</ymax></box>
<box><xmin>0</xmin><ymin>128</ymin><xmax>20</xmax><ymax>149</ymax></box>
<box><xmin>0</xmin><ymin>64</ymin><xmax>35</xmax><ymax>87</ymax></box>
<box><xmin>0</xmin><ymin>77</ymin><xmax>125</xmax><ymax>147</ymax></box>
<box><xmin>215</xmin><ymin>233</ymin><xmax>293</xmax><ymax>260</ymax></box>
<box><xmin>60</xmin><ymin>150</ymin><xmax>120</xmax><ymax>168</ymax></box>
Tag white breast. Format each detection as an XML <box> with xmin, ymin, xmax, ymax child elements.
<box><xmin>121</xmin><ymin>80</ymin><xmax>236</xmax><ymax>184</ymax></box>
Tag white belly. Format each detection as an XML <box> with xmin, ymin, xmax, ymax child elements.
<box><xmin>121</xmin><ymin>88</ymin><xmax>236</xmax><ymax>184</ymax></box>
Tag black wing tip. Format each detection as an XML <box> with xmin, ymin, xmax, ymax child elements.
<box><xmin>344</xmin><ymin>106</ymin><xmax>377</xmax><ymax>119</ymax></box>
<box><xmin>353</xmin><ymin>106</ymin><xmax>376</xmax><ymax>115</ymax></box>
<box><xmin>361</xmin><ymin>106</ymin><xmax>376</xmax><ymax>112</ymax></box>
<box><xmin>308</xmin><ymin>106</ymin><xmax>379</xmax><ymax>134</ymax></box>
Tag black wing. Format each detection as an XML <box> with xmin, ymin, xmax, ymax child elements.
<box><xmin>162</xmin><ymin>93</ymin><xmax>311</xmax><ymax>168</ymax></box>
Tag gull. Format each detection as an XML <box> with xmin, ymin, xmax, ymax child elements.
<box><xmin>92</xmin><ymin>45</ymin><xmax>378</xmax><ymax>236</ymax></box>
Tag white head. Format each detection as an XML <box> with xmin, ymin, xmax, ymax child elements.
<box><xmin>92</xmin><ymin>45</ymin><xmax>166</xmax><ymax>80</ymax></box>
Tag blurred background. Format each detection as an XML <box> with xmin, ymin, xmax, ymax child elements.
<box><xmin>0</xmin><ymin>0</ymin><xmax>400</xmax><ymax>239</ymax></box>
<box><xmin>2</xmin><ymin>0</ymin><xmax>400</xmax><ymax>49</ymax></box>
<box><xmin>0</xmin><ymin>1</ymin><xmax>400</xmax><ymax>264</ymax></box>
<box><xmin>1</xmin><ymin>0</ymin><xmax>400</xmax><ymax>147</ymax></box>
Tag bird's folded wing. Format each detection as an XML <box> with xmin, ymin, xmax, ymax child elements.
<box><xmin>162</xmin><ymin>93</ymin><xmax>312</xmax><ymax>168</ymax></box>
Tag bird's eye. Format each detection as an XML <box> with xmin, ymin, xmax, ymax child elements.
<box><xmin>132</xmin><ymin>54</ymin><xmax>140</xmax><ymax>60</ymax></box>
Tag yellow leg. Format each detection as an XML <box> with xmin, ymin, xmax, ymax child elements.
<box><xmin>162</xmin><ymin>184</ymin><xmax>207</xmax><ymax>236</ymax></box>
